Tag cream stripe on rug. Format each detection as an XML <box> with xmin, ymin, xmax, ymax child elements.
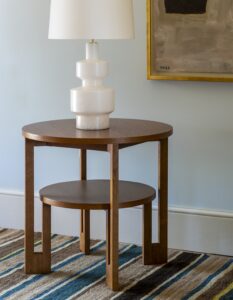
<box><xmin>0</xmin><ymin>228</ymin><xmax>232</xmax><ymax>300</ymax></box>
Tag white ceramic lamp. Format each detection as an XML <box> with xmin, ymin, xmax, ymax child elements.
<box><xmin>49</xmin><ymin>0</ymin><xmax>134</xmax><ymax>130</ymax></box>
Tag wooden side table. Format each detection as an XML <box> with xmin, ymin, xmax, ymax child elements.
<box><xmin>22</xmin><ymin>118</ymin><xmax>173</xmax><ymax>291</ymax></box>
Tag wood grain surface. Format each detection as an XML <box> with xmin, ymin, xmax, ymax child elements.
<box><xmin>40</xmin><ymin>180</ymin><xmax>156</xmax><ymax>210</ymax></box>
<box><xmin>22</xmin><ymin>119</ymin><xmax>173</xmax><ymax>145</ymax></box>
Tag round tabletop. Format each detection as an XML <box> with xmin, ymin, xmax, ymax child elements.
<box><xmin>40</xmin><ymin>180</ymin><xmax>156</xmax><ymax>210</ymax></box>
<box><xmin>22</xmin><ymin>119</ymin><xmax>173</xmax><ymax>145</ymax></box>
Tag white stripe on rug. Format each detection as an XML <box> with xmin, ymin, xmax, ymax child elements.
<box><xmin>141</xmin><ymin>254</ymin><xmax>206</xmax><ymax>300</ymax></box>
<box><xmin>0</xmin><ymin>240</ymin><xmax>104</xmax><ymax>298</ymax></box>
<box><xmin>188</xmin><ymin>262</ymin><xmax>233</xmax><ymax>300</ymax></box>
<box><xmin>35</xmin><ymin>244</ymin><xmax>133</xmax><ymax>300</ymax></box>
<box><xmin>0</xmin><ymin>237</ymin><xmax>80</xmax><ymax>279</ymax></box>
<box><xmin>67</xmin><ymin>246</ymin><xmax>142</xmax><ymax>300</ymax></box>
<box><xmin>111</xmin><ymin>251</ymin><xmax>182</xmax><ymax>300</ymax></box>
<box><xmin>0</xmin><ymin>235</ymin><xmax>24</xmax><ymax>248</ymax></box>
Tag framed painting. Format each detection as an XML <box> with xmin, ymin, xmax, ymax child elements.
<box><xmin>147</xmin><ymin>0</ymin><xmax>233</xmax><ymax>82</ymax></box>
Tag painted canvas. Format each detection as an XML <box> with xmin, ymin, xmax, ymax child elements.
<box><xmin>147</xmin><ymin>0</ymin><xmax>233</xmax><ymax>81</ymax></box>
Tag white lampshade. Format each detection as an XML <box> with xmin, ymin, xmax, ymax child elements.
<box><xmin>49</xmin><ymin>0</ymin><xmax>135</xmax><ymax>40</ymax></box>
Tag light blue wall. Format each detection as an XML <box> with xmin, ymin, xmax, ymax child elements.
<box><xmin>0</xmin><ymin>0</ymin><xmax>233</xmax><ymax>211</ymax></box>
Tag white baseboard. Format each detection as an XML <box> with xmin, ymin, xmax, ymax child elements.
<box><xmin>0</xmin><ymin>191</ymin><xmax>232</xmax><ymax>256</ymax></box>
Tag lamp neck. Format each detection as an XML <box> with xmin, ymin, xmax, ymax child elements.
<box><xmin>86</xmin><ymin>40</ymin><xmax>99</xmax><ymax>60</ymax></box>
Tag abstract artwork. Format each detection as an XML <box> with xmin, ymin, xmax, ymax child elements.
<box><xmin>147</xmin><ymin>0</ymin><xmax>233</xmax><ymax>81</ymax></box>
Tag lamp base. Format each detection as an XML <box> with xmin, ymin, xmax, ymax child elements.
<box><xmin>71</xmin><ymin>41</ymin><xmax>115</xmax><ymax>130</ymax></box>
<box><xmin>76</xmin><ymin>114</ymin><xmax>110</xmax><ymax>130</ymax></box>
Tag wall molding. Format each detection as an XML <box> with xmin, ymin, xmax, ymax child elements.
<box><xmin>0</xmin><ymin>190</ymin><xmax>233</xmax><ymax>256</ymax></box>
<box><xmin>160</xmin><ymin>206</ymin><xmax>233</xmax><ymax>219</ymax></box>
<box><xmin>1</xmin><ymin>189</ymin><xmax>233</xmax><ymax>219</ymax></box>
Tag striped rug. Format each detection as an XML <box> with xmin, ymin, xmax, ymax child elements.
<box><xmin>0</xmin><ymin>228</ymin><xmax>232</xmax><ymax>299</ymax></box>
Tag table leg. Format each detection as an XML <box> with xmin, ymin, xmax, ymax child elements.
<box><xmin>79</xmin><ymin>149</ymin><xmax>90</xmax><ymax>254</ymax></box>
<box><xmin>42</xmin><ymin>203</ymin><xmax>51</xmax><ymax>273</ymax></box>
<box><xmin>25</xmin><ymin>139</ymin><xmax>51</xmax><ymax>274</ymax></box>
<box><xmin>106</xmin><ymin>144</ymin><xmax>119</xmax><ymax>291</ymax></box>
<box><xmin>143</xmin><ymin>138</ymin><xmax>168</xmax><ymax>265</ymax></box>
<box><xmin>80</xmin><ymin>210</ymin><xmax>90</xmax><ymax>254</ymax></box>
<box><xmin>106</xmin><ymin>209</ymin><xmax>110</xmax><ymax>272</ymax></box>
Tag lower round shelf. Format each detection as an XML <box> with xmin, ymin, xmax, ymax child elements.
<box><xmin>39</xmin><ymin>180</ymin><xmax>156</xmax><ymax>210</ymax></box>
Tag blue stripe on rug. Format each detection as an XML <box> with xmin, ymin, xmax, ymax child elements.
<box><xmin>52</xmin><ymin>236</ymin><xmax>78</xmax><ymax>252</ymax></box>
<box><xmin>0</xmin><ymin>262</ymin><xmax>22</xmax><ymax>278</ymax></box>
<box><xmin>52</xmin><ymin>241</ymin><xmax>105</xmax><ymax>272</ymax></box>
<box><xmin>0</xmin><ymin>234</ymin><xmax>57</xmax><ymax>263</ymax></box>
<box><xmin>33</xmin><ymin>244</ymin><xmax>133</xmax><ymax>300</ymax></box>
<box><xmin>34</xmin><ymin>245</ymin><xmax>141</xmax><ymax>300</ymax></box>
<box><xmin>145</xmin><ymin>254</ymin><xmax>209</xmax><ymax>300</ymax></box>
<box><xmin>0</xmin><ymin>240</ymin><xmax>105</xmax><ymax>298</ymax></box>
<box><xmin>0</xmin><ymin>236</ymin><xmax>78</xmax><ymax>278</ymax></box>
<box><xmin>220</xmin><ymin>288</ymin><xmax>233</xmax><ymax>300</ymax></box>
<box><xmin>181</xmin><ymin>258</ymin><xmax>233</xmax><ymax>300</ymax></box>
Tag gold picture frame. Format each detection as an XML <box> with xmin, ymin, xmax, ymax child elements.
<box><xmin>147</xmin><ymin>0</ymin><xmax>233</xmax><ymax>82</ymax></box>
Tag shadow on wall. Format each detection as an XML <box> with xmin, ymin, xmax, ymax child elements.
<box><xmin>164</xmin><ymin>0</ymin><xmax>208</xmax><ymax>14</ymax></box>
